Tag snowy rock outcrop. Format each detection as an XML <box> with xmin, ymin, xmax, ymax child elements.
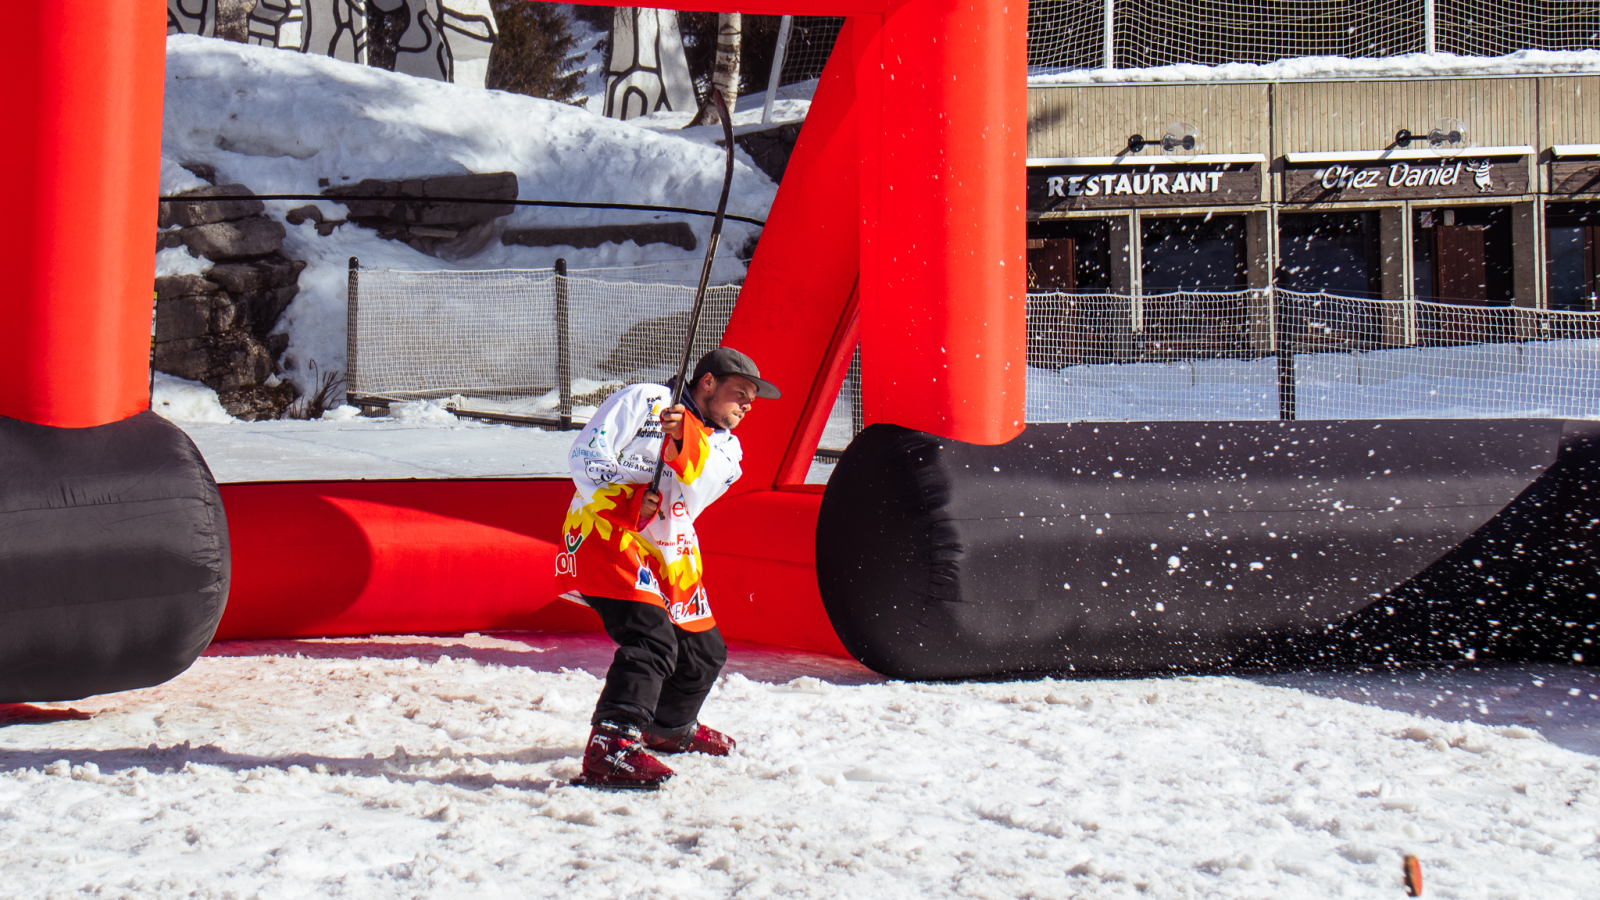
<box><xmin>154</xmin><ymin>182</ymin><xmax>303</xmax><ymax>419</ymax></box>
<box><xmin>160</xmin><ymin>34</ymin><xmax>777</xmax><ymax>400</ymax></box>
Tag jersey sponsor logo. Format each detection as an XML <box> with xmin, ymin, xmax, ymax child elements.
<box><xmin>621</xmin><ymin>452</ymin><xmax>654</xmax><ymax>472</ymax></box>
<box><xmin>671</xmin><ymin>500</ymin><xmax>687</xmax><ymax>518</ymax></box>
<box><xmin>555</xmin><ymin>532</ymin><xmax>584</xmax><ymax>576</ymax></box>
<box><xmin>586</xmin><ymin>459</ymin><xmax>619</xmax><ymax>483</ymax></box>
<box><xmin>635</xmin><ymin>564</ymin><xmax>663</xmax><ymax>596</ymax></box>
<box><xmin>667</xmin><ymin>586</ymin><xmax>712</xmax><ymax>626</ymax></box>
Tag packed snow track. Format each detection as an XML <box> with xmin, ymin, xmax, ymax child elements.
<box><xmin>0</xmin><ymin>634</ymin><xmax>1595</xmax><ymax>898</ymax></box>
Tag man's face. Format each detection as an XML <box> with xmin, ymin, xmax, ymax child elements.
<box><xmin>695</xmin><ymin>373</ymin><xmax>759</xmax><ymax>430</ymax></box>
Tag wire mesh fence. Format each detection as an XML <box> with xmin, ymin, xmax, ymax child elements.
<box><xmin>775</xmin><ymin>16</ymin><xmax>845</xmax><ymax>86</ymax></box>
<box><xmin>760</xmin><ymin>2</ymin><xmax>1600</xmax><ymax>78</ymax></box>
<box><xmin>347</xmin><ymin>263</ymin><xmax>1600</xmax><ymax>440</ymax></box>
<box><xmin>347</xmin><ymin>261</ymin><xmax>737</xmax><ymax>427</ymax></box>
<box><xmin>1026</xmin><ymin>289</ymin><xmax>1600</xmax><ymax>423</ymax></box>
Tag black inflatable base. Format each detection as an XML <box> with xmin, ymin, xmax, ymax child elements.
<box><xmin>817</xmin><ymin>420</ymin><xmax>1600</xmax><ymax>680</ymax></box>
<box><xmin>0</xmin><ymin>411</ymin><xmax>230</xmax><ymax>702</ymax></box>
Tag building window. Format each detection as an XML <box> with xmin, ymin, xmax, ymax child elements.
<box><xmin>1547</xmin><ymin>203</ymin><xmax>1600</xmax><ymax>312</ymax></box>
<box><xmin>1277</xmin><ymin>211</ymin><xmax>1381</xmax><ymax>299</ymax></box>
<box><xmin>1141</xmin><ymin>216</ymin><xmax>1247</xmax><ymax>294</ymax></box>
<box><xmin>1412</xmin><ymin>206</ymin><xmax>1513</xmax><ymax>305</ymax></box>
<box><xmin>1026</xmin><ymin>219</ymin><xmax>1112</xmax><ymax>292</ymax></box>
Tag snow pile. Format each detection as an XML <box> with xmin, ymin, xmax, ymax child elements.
<box><xmin>154</xmin><ymin>246</ymin><xmax>212</xmax><ymax>278</ymax></box>
<box><xmin>161</xmin><ymin>35</ymin><xmax>778</xmax><ymax>396</ymax></box>
<box><xmin>151</xmin><ymin>372</ymin><xmax>237</xmax><ymax>425</ymax></box>
<box><xmin>160</xmin><ymin>156</ymin><xmax>210</xmax><ymax>194</ymax></box>
<box><xmin>0</xmin><ymin>633</ymin><xmax>1594</xmax><ymax>897</ymax></box>
<box><xmin>1031</xmin><ymin>49</ymin><xmax>1600</xmax><ymax>84</ymax></box>
<box><xmin>386</xmin><ymin>399</ymin><xmax>463</xmax><ymax>425</ymax></box>
<box><xmin>627</xmin><ymin>79</ymin><xmax>818</xmax><ymax>136</ymax></box>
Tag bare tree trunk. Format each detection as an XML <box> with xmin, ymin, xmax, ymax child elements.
<box><xmin>688</xmin><ymin>12</ymin><xmax>741</xmax><ymax>127</ymax></box>
<box><xmin>214</xmin><ymin>0</ymin><xmax>256</xmax><ymax>42</ymax></box>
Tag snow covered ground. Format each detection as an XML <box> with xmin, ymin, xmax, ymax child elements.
<box><xmin>1</xmin><ymin>633</ymin><xmax>1595</xmax><ymax>898</ymax></box>
<box><xmin>176</xmin><ymin>415</ymin><xmax>575</xmax><ymax>483</ymax></box>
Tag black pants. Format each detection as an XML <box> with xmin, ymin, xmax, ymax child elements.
<box><xmin>585</xmin><ymin>595</ymin><xmax>728</xmax><ymax>733</ymax></box>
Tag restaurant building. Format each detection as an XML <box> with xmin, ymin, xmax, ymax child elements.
<box><xmin>1026</xmin><ymin>76</ymin><xmax>1600</xmax><ymax>313</ymax></box>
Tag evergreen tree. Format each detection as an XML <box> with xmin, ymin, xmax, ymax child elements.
<box><xmin>486</xmin><ymin>0</ymin><xmax>583</xmax><ymax>104</ymax></box>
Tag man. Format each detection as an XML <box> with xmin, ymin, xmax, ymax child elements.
<box><xmin>556</xmin><ymin>347</ymin><xmax>780</xmax><ymax>790</ymax></box>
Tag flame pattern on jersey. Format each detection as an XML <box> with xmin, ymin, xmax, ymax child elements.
<box><xmin>555</xmin><ymin>383</ymin><xmax>741</xmax><ymax>632</ymax></box>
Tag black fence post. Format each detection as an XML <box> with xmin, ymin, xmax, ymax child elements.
<box><xmin>1274</xmin><ymin>289</ymin><xmax>1296</xmax><ymax>421</ymax></box>
<box><xmin>848</xmin><ymin>345</ymin><xmax>864</xmax><ymax>438</ymax></box>
<box><xmin>555</xmin><ymin>258</ymin><xmax>573</xmax><ymax>430</ymax></box>
<box><xmin>346</xmin><ymin>257</ymin><xmax>359</xmax><ymax>408</ymax></box>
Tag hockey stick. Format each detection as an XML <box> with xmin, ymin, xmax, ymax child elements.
<box><xmin>643</xmin><ymin>89</ymin><xmax>736</xmax><ymax>521</ymax></box>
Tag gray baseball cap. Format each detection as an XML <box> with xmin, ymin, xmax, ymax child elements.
<box><xmin>693</xmin><ymin>347</ymin><xmax>781</xmax><ymax>399</ymax></box>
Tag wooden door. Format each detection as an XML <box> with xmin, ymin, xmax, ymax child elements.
<box><xmin>1433</xmin><ymin>225</ymin><xmax>1488</xmax><ymax>304</ymax></box>
<box><xmin>1027</xmin><ymin>238</ymin><xmax>1076</xmax><ymax>292</ymax></box>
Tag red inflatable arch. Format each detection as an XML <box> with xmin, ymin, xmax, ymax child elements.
<box><xmin>1</xmin><ymin>0</ymin><xmax>1025</xmax><ymax>656</ymax></box>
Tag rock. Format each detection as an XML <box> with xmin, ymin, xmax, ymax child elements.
<box><xmin>324</xmin><ymin>172</ymin><xmax>518</xmax><ymax>227</ymax></box>
<box><xmin>734</xmin><ymin>124</ymin><xmax>803</xmax><ymax>182</ymax></box>
<box><xmin>178</xmin><ymin>217</ymin><xmax>286</xmax><ymax>261</ymax></box>
<box><xmin>207</xmin><ymin>255</ymin><xmax>305</xmax><ymax>294</ymax></box>
<box><xmin>430</xmin><ymin>219</ymin><xmax>501</xmax><ymax>261</ymax></box>
<box><xmin>210</xmin><ymin>300</ymin><xmax>245</xmax><ymax>334</ymax></box>
<box><xmin>158</xmin><ymin>184</ymin><xmax>265</xmax><ymax>228</ymax></box>
<box><xmin>179</xmin><ymin>162</ymin><xmax>218</xmax><ymax>185</ymax></box>
<box><xmin>207</xmin><ymin>334</ymin><xmax>275</xmax><ymax>391</ymax></box>
<box><xmin>154</xmin><ymin>274</ymin><xmax>221</xmax><ymax>300</ymax></box>
<box><xmin>236</xmin><ymin>284</ymin><xmax>301</xmax><ymax>338</ymax></box>
<box><xmin>151</xmin><ymin>338</ymin><xmax>212</xmax><ymax>381</ymax></box>
<box><xmin>155</xmin><ymin>295</ymin><xmax>220</xmax><ymax>343</ymax></box>
<box><xmin>218</xmin><ymin>382</ymin><xmax>299</xmax><ymax>421</ymax></box>
<box><xmin>285</xmin><ymin>205</ymin><xmax>325</xmax><ymax>225</ymax></box>
<box><xmin>323</xmin><ymin>172</ymin><xmax>516</xmax><ymax>258</ymax></box>
<box><xmin>152</xmin><ymin>184</ymin><xmax>307</xmax><ymax>419</ymax></box>
<box><xmin>502</xmin><ymin>222</ymin><xmax>697</xmax><ymax>252</ymax></box>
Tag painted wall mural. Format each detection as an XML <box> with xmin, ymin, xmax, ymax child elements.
<box><xmin>166</xmin><ymin>0</ymin><xmax>218</xmax><ymax>37</ymax></box>
<box><xmin>167</xmin><ymin>0</ymin><xmax>497</xmax><ymax>88</ymax></box>
<box><xmin>603</xmin><ymin>7</ymin><xmax>695</xmax><ymax>121</ymax></box>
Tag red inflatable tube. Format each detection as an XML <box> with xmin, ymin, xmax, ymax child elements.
<box><xmin>216</xmin><ymin>480</ymin><xmax>847</xmax><ymax>657</ymax></box>
<box><xmin>216</xmin><ymin>480</ymin><xmax>575</xmax><ymax>640</ymax></box>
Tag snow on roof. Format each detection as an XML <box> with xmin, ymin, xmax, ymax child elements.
<box><xmin>1029</xmin><ymin>49</ymin><xmax>1600</xmax><ymax>85</ymax></box>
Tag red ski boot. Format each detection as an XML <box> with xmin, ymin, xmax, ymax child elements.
<box><xmin>572</xmin><ymin>721</ymin><xmax>675</xmax><ymax>791</ymax></box>
<box><xmin>642</xmin><ymin>722</ymin><xmax>737</xmax><ymax>757</ymax></box>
